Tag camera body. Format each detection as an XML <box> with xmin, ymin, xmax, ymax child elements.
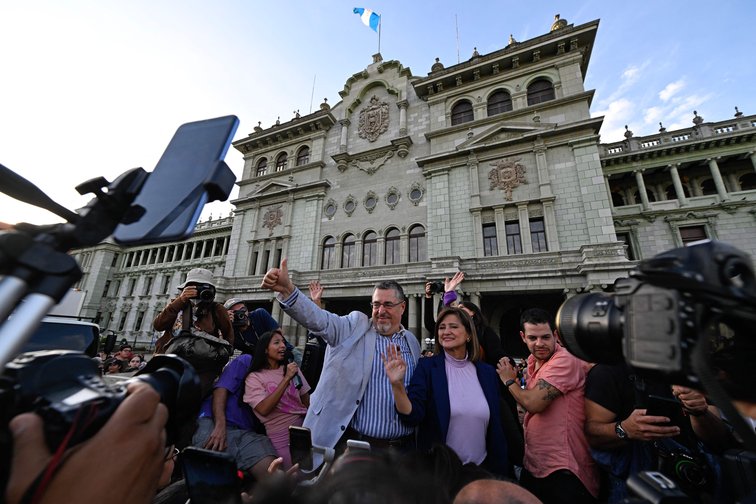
<box><xmin>427</xmin><ymin>281</ymin><xmax>445</xmax><ymax>295</ymax></box>
<box><xmin>194</xmin><ymin>283</ymin><xmax>216</xmax><ymax>302</ymax></box>
<box><xmin>556</xmin><ymin>240</ymin><xmax>756</xmax><ymax>394</ymax></box>
<box><xmin>231</xmin><ymin>307</ymin><xmax>249</xmax><ymax>328</ymax></box>
<box><xmin>0</xmin><ymin>351</ymin><xmax>201</xmax><ymax>455</ymax></box>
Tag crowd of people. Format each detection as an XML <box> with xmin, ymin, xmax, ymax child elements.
<box><xmin>4</xmin><ymin>264</ymin><xmax>750</xmax><ymax>504</ymax></box>
<box><xmin>98</xmin><ymin>343</ymin><xmax>147</xmax><ymax>374</ymax></box>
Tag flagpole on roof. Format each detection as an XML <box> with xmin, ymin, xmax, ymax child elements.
<box><xmin>378</xmin><ymin>19</ymin><xmax>381</xmax><ymax>54</ymax></box>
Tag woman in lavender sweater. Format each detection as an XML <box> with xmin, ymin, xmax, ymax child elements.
<box><xmin>383</xmin><ymin>307</ymin><xmax>509</xmax><ymax>477</ymax></box>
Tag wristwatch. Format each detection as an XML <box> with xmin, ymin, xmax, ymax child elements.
<box><xmin>615</xmin><ymin>421</ymin><xmax>628</xmax><ymax>440</ymax></box>
<box><xmin>504</xmin><ymin>378</ymin><xmax>517</xmax><ymax>389</ymax></box>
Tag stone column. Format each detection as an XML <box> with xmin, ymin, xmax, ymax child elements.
<box><xmin>517</xmin><ymin>204</ymin><xmax>532</xmax><ymax>254</ymax></box>
<box><xmin>255</xmin><ymin>241</ymin><xmax>267</xmax><ymax>275</ymax></box>
<box><xmin>396</xmin><ymin>100</ymin><xmax>408</xmax><ymax>135</ymax></box>
<box><xmin>668</xmin><ymin>163</ymin><xmax>688</xmax><ymax>206</ymax></box>
<box><xmin>171</xmin><ymin>246</ymin><xmax>179</xmax><ymax>262</ymax></box>
<box><xmin>494</xmin><ymin>208</ymin><xmax>507</xmax><ymax>255</ymax></box>
<box><xmin>200</xmin><ymin>240</ymin><xmax>207</xmax><ymax>257</ymax></box>
<box><xmin>377</xmin><ymin>236</ymin><xmax>386</xmax><ymax>265</ymax></box>
<box><xmin>604</xmin><ymin>175</ymin><xmax>614</xmax><ymax>208</ymax></box>
<box><xmin>339</xmin><ymin>119</ymin><xmax>350</xmax><ymax>153</ymax></box>
<box><xmin>543</xmin><ymin>200</ymin><xmax>560</xmax><ymax>251</ymax></box>
<box><xmin>470</xmin><ymin>292</ymin><xmax>481</xmax><ymax>307</ymax></box>
<box><xmin>334</xmin><ymin>239</ymin><xmax>343</xmax><ymax>268</ymax></box>
<box><xmin>472</xmin><ymin>210</ymin><xmax>484</xmax><ymax>256</ymax></box>
<box><xmin>749</xmin><ymin>151</ymin><xmax>756</xmax><ymax>173</ymax></box>
<box><xmin>407</xmin><ymin>295</ymin><xmax>418</xmax><ymax>338</ymax></box>
<box><xmin>268</xmin><ymin>238</ymin><xmax>279</xmax><ymax>270</ymax></box>
<box><xmin>707</xmin><ymin>158</ymin><xmax>728</xmax><ymax>201</ymax></box>
<box><xmin>634</xmin><ymin>170</ymin><xmax>650</xmax><ymax>210</ymax></box>
<box><xmin>534</xmin><ymin>144</ymin><xmax>553</xmax><ymax>198</ymax></box>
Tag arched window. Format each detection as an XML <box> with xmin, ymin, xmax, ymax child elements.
<box><xmin>611</xmin><ymin>192</ymin><xmax>626</xmax><ymax>207</ymax></box>
<box><xmin>275</xmin><ymin>152</ymin><xmax>288</xmax><ymax>172</ymax></box>
<box><xmin>321</xmin><ymin>236</ymin><xmax>335</xmax><ymax>269</ymax></box>
<box><xmin>384</xmin><ymin>228</ymin><xmax>400</xmax><ymax>265</ymax></box>
<box><xmin>487</xmin><ymin>90</ymin><xmax>513</xmax><ymax>116</ymax></box>
<box><xmin>256</xmin><ymin>158</ymin><xmax>268</xmax><ymax>177</ymax></box>
<box><xmin>296</xmin><ymin>146</ymin><xmax>310</xmax><ymax>166</ymax></box>
<box><xmin>341</xmin><ymin>234</ymin><xmax>356</xmax><ymax>268</ymax></box>
<box><xmin>739</xmin><ymin>173</ymin><xmax>756</xmax><ymax>191</ymax></box>
<box><xmin>700</xmin><ymin>178</ymin><xmax>716</xmax><ymax>196</ymax></box>
<box><xmin>363</xmin><ymin>231</ymin><xmax>378</xmax><ymax>266</ymax></box>
<box><xmin>408</xmin><ymin>225</ymin><xmax>427</xmax><ymax>262</ymax></box>
<box><xmin>451</xmin><ymin>100</ymin><xmax>474</xmax><ymax>125</ymax></box>
<box><xmin>527</xmin><ymin>79</ymin><xmax>555</xmax><ymax>106</ymax></box>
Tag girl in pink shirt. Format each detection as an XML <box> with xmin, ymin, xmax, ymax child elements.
<box><xmin>244</xmin><ymin>329</ymin><xmax>310</xmax><ymax>469</ymax></box>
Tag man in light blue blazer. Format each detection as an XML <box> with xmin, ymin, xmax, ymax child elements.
<box><xmin>261</xmin><ymin>259</ymin><xmax>421</xmax><ymax>451</ymax></box>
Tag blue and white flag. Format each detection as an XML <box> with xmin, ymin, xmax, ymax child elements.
<box><xmin>353</xmin><ymin>7</ymin><xmax>380</xmax><ymax>32</ymax></box>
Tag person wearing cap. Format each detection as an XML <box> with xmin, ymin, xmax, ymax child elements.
<box><xmin>223</xmin><ymin>298</ymin><xmax>279</xmax><ymax>355</ymax></box>
<box><xmin>153</xmin><ymin>268</ymin><xmax>233</xmax><ymax>396</ymax></box>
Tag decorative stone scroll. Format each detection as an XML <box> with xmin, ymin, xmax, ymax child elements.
<box><xmin>488</xmin><ymin>158</ymin><xmax>527</xmax><ymax>200</ymax></box>
<box><xmin>358</xmin><ymin>95</ymin><xmax>390</xmax><ymax>142</ymax></box>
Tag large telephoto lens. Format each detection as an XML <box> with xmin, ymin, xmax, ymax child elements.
<box><xmin>556</xmin><ymin>292</ymin><xmax>625</xmax><ymax>364</ymax></box>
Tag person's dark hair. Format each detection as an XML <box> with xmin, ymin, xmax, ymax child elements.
<box><xmin>374</xmin><ymin>280</ymin><xmax>406</xmax><ymax>302</ymax></box>
<box><xmin>458</xmin><ymin>301</ymin><xmax>488</xmax><ymax>329</ymax></box>
<box><xmin>519</xmin><ymin>307</ymin><xmax>553</xmax><ymax>332</ymax></box>
<box><xmin>249</xmin><ymin>329</ymin><xmax>285</xmax><ymax>372</ymax></box>
<box><xmin>436</xmin><ymin>307</ymin><xmax>481</xmax><ymax>362</ymax></box>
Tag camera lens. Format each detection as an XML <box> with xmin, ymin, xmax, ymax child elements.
<box><xmin>198</xmin><ymin>288</ymin><xmax>215</xmax><ymax>301</ymax></box>
<box><xmin>556</xmin><ymin>292</ymin><xmax>625</xmax><ymax>364</ymax></box>
<box><xmin>134</xmin><ymin>355</ymin><xmax>201</xmax><ymax>446</ymax></box>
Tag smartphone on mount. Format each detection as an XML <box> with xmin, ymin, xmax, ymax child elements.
<box><xmin>181</xmin><ymin>446</ymin><xmax>242</xmax><ymax>504</ymax></box>
<box><xmin>289</xmin><ymin>425</ymin><xmax>313</xmax><ymax>471</ymax></box>
<box><xmin>113</xmin><ymin>115</ymin><xmax>238</xmax><ymax>245</ymax></box>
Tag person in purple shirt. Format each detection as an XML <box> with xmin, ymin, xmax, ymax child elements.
<box><xmin>383</xmin><ymin>307</ymin><xmax>509</xmax><ymax>477</ymax></box>
<box><xmin>192</xmin><ymin>354</ymin><xmax>278</xmax><ymax>481</ymax></box>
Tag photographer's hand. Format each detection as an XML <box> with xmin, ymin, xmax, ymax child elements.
<box><xmin>424</xmin><ymin>282</ymin><xmax>432</xmax><ymax>299</ymax></box>
<box><xmin>6</xmin><ymin>382</ymin><xmax>168</xmax><ymax>504</ymax></box>
<box><xmin>179</xmin><ymin>286</ymin><xmax>197</xmax><ymax>304</ymax></box>
<box><xmin>622</xmin><ymin>409</ymin><xmax>680</xmax><ymax>441</ymax></box>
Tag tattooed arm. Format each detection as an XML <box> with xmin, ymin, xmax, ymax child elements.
<box><xmin>504</xmin><ymin>378</ymin><xmax>562</xmax><ymax>414</ymax></box>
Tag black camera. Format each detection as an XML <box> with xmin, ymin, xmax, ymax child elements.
<box><xmin>0</xmin><ymin>351</ymin><xmax>201</xmax><ymax>454</ymax></box>
<box><xmin>193</xmin><ymin>283</ymin><xmax>216</xmax><ymax>302</ymax></box>
<box><xmin>232</xmin><ymin>307</ymin><xmax>249</xmax><ymax>328</ymax></box>
<box><xmin>556</xmin><ymin>240</ymin><xmax>756</xmax><ymax>398</ymax></box>
<box><xmin>427</xmin><ymin>281</ymin><xmax>445</xmax><ymax>295</ymax></box>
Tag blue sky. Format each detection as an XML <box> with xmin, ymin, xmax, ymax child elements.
<box><xmin>1</xmin><ymin>0</ymin><xmax>754</xmax><ymax>226</ymax></box>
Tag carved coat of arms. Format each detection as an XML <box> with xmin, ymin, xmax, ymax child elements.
<box><xmin>262</xmin><ymin>205</ymin><xmax>283</xmax><ymax>235</ymax></box>
<box><xmin>488</xmin><ymin>158</ymin><xmax>527</xmax><ymax>201</ymax></box>
<box><xmin>358</xmin><ymin>95</ymin><xmax>389</xmax><ymax>142</ymax></box>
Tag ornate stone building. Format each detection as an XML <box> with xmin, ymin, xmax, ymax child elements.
<box><xmin>69</xmin><ymin>16</ymin><xmax>756</xmax><ymax>356</ymax></box>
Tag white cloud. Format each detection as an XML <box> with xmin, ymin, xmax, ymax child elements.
<box><xmin>643</xmin><ymin>106</ymin><xmax>663</xmax><ymax>125</ymax></box>
<box><xmin>594</xmin><ymin>98</ymin><xmax>635</xmax><ymax>142</ymax></box>
<box><xmin>659</xmin><ymin>79</ymin><xmax>686</xmax><ymax>101</ymax></box>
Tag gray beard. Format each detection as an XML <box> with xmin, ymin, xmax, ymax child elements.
<box><xmin>374</xmin><ymin>320</ymin><xmax>392</xmax><ymax>335</ymax></box>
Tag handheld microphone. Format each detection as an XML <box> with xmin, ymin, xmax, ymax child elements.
<box><xmin>285</xmin><ymin>350</ymin><xmax>303</xmax><ymax>389</ymax></box>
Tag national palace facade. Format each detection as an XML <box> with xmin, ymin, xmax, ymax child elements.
<box><xmin>69</xmin><ymin>16</ymin><xmax>756</xmax><ymax>356</ymax></box>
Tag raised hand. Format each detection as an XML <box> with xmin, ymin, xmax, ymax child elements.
<box><xmin>381</xmin><ymin>344</ymin><xmax>407</xmax><ymax>386</ymax></box>
<box><xmin>308</xmin><ymin>280</ymin><xmax>324</xmax><ymax>307</ymax></box>
<box><xmin>261</xmin><ymin>258</ymin><xmax>295</xmax><ymax>297</ymax></box>
<box><xmin>444</xmin><ymin>271</ymin><xmax>465</xmax><ymax>293</ymax></box>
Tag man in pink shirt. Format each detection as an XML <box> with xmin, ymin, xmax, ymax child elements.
<box><xmin>497</xmin><ymin>308</ymin><xmax>598</xmax><ymax>503</ymax></box>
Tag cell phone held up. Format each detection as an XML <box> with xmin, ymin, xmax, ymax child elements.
<box><xmin>646</xmin><ymin>394</ymin><xmax>685</xmax><ymax>427</ymax></box>
<box><xmin>181</xmin><ymin>446</ymin><xmax>242</xmax><ymax>504</ymax></box>
<box><xmin>289</xmin><ymin>425</ymin><xmax>313</xmax><ymax>471</ymax></box>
